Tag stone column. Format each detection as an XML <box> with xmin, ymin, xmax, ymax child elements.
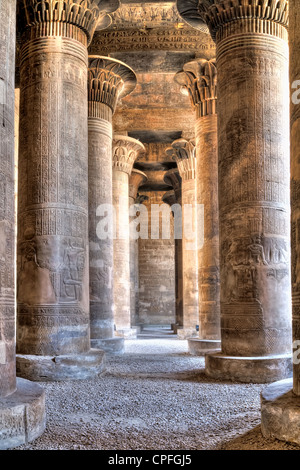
<box><xmin>260</xmin><ymin>0</ymin><xmax>300</xmax><ymax>445</ymax></box>
<box><xmin>16</xmin><ymin>0</ymin><xmax>118</xmax><ymax>381</ymax></box>
<box><xmin>129</xmin><ymin>170</ymin><xmax>148</xmax><ymax>330</ymax></box>
<box><xmin>166</xmin><ymin>140</ymin><xmax>199</xmax><ymax>339</ymax></box>
<box><xmin>0</xmin><ymin>0</ymin><xmax>46</xmax><ymax>449</ymax></box>
<box><xmin>163</xmin><ymin>169</ymin><xmax>183</xmax><ymax>333</ymax></box>
<box><xmin>175</xmin><ymin>58</ymin><xmax>221</xmax><ymax>355</ymax></box>
<box><xmin>112</xmin><ymin>136</ymin><xmax>145</xmax><ymax>337</ymax></box>
<box><xmin>177</xmin><ymin>0</ymin><xmax>292</xmax><ymax>382</ymax></box>
<box><xmin>88</xmin><ymin>56</ymin><xmax>136</xmax><ymax>355</ymax></box>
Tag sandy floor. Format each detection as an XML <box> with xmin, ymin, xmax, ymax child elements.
<box><xmin>11</xmin><ymin>327</ymin><xmax>300</xmax><ymax>451</ymax></box>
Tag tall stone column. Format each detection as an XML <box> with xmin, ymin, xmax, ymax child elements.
<box><xmin>88</xmin><ymin>56</ymin><xmax>136</xmax><ymax>355</ymax></box>
<box><xmin>0</xmin><ymin>0</ymin><xmax>45</xmax><ymax>449</ymax></box>
<box><xmin>129</xmin><ymin>170</ymin><xmax>148</xmax><ymax>330</ymax></box>
<box><xmin>112</xmin><ymin>136</ymin><xmax>145</xmax><ymax>337</ymax></box>
<box><xmin>163</xmin><ymin>169</ymin><xmax>183</xmax><ymax>332</ymax></box>
<box><xmin>166</xmin><ymin>140</ymin><xmax>199</xmax><ymax>339</ymax></box>
<box><xmin>260</xmin><ymin>0</ymin><xmax>300</xmax><ymax>445</ymax></box>
<box><xmin>175</xmin><ymin>59</ymin><xmax>221</xmax><ymax>354</ymax></box>
<box><xmin>16</xmin><ymin>0</ymin><xmax>118</xmax><ymax>381</ymax></box>
<box><xmin>177</xmin><ymin>0</ymin><xmax>292</xmax><ymax>382</ymax></box>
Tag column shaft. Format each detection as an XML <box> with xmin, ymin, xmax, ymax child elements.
<box><xmin>88</xmin><ymin>112</ymin><xmax>114</xmax><ymax>340</ymax></box>
<box><xmin>217</xmin><ymin>27</ymin><xmax>291</xmax><ymax>357</ymax></box>
<box><xmin>0</xmin><ymin>0</ymin><xmax>16</xmax><ymax>397</ymax></box>
<box><xmin>87</xmin><ymin>56</ymin><xmax>136</xmax><ymax>351</ymax></box>
<box><xmin>16</xmin><ymin>1</ymin><xmax>109</xmax><ymax>380</ymax></box>
<box><xmin>113</xmin><ymin>170</ymin><xmax>131</xmax><ymax>332</ymax></box>
<box><xmin>112</xmin><ymin>136</ymin><xmax>145</xmax><ymax>336</ymax></box>
<box><xmin>196</xmin><ymin>114</ymin><xmax>220</xmax><ymax>340</ymax></box>
<box><xmin>18</xmin><ymin>35</ymin><xmax>90</xmax><ymax>356</ymax></box>
<box><xmin>181</xmin><ymin>177</ymin><xmax>198</xmax><ymax>334</ymax></box>
<box><xmin>167</xmin><ymin>141</ymin><xmax>199</xmax><ymax>338</ymax></box>
<box><xmin>291</xmin><ymin>0</ymin><xmax>300</xmax><ymax>396</ymax></box>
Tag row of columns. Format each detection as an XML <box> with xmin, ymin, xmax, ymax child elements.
<box><xmin>0</xmin><ymin>0</ymin><xmax>148</xmax><ymax>449</ymax></box>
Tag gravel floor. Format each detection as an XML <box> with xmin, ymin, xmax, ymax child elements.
<box><xmin>11</xmin><ymin>327</ymin><xmax>300</xmax><ymax>451</ymax></box>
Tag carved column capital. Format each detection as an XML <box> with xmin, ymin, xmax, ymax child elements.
<box><xmin>176</xmin><ymin>0</ymin><xmax>288</xmax><ymax>41</ymax></box>
<box><xmin>88</xmin><ymin>56</ymin><xmax>136</xmax><ymax>118</ymax></box>
<box><xmin>18</xmin><ymin>0</ymin><xmax>120</xmax><ymax>45</ymax></box>
<box><xmin>163</xmin><ymin>168</ymin><xmax>182</xmax><ymax>202</ymax></box>
<box><xmin>166</xmin><ymin>139</ymin><xmax>196</xmax><ymax>181</ymax></box>
<box><xmin>175</xmin><ymin>58</ymin><xmax>217</xmax><ymax>118</ymax></box>
<box><xmin>129</xmin><ymin>169</ymin><xmax>148</xmax><ymax>200</ymax></box>
<box><xmin>162</xmin><ymin>190</ymin><xmax>177</xmax><ymax>207</ymax></box>
<box><xmin>112</xmin><ymin>136</ymin><xmax>145</xmax><ymax>175</ymax></box>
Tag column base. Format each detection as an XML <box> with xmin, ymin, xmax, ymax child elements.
<box><xmin>176</xmin><ymin>327</ymin><xmax>199</xmax><ymax>340</ymax></box>
<box><xmin>172</xmin><ymin>324</ymin><xmax>183</xmax><ymax>334</ymax></box>
<box><xmin>261</xmin><ymin>378</ymin><xmax>300</xmax><ymax>445</ymax></box>
<box><xmin>115</xmin><ymin>328</ymin><xmax>138</xmax><ymax>339</ymax></box>
<box><xmin>188</xmin><ymin>338</ymin><xmax>221</xmax><ymax>356</ymax></box>
<box><xmin>16</xmin><ymin>349</ymin><xmax>106</xmax><ymax>382</ymax></box>
<box><xmin>205</xmin><ymin>352</ymin><xmax>292</xmax><ymax>383</ymax></box>
<box><xmin>91</xmin><ymin>337</ymin><xmax>125</xmax><ymax>355</ymax></box>
<box><xmin>0</xmin><ymin>378</ymin><xmax>46</xmax><ymax>450</ymax></box>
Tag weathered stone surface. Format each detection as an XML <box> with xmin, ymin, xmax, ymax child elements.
<box><xmin>290</xmin><ymin>0</ymin><xmax>300</xmax><ymax>396</ymax></box>
<box><xmin>90</xmin><ymin>338</ymin><xmax>125</xmax><ymax>355</ymax></box>
<box><xmin>138</xmin><ymin>191</ymin><xmax>176</xmax><ymax>326</ymax></box>
<box><xmin>260</xmin><ymin>0</ymin><xmax>300</xmax><ymax>447</ymax></box>
<box><xmin>129</xmin><ymin>170</ymin><xmax>148</xmax><ymax>328</ymax></box>
<box><xmin>0</xmin><ymin>378</ymin><xmax>46</xmax><ymax>450</ymax></box>
<box><xmin>88</xmin><ymin>56</ymin><xmax>136</xmax><ymax>353</ymax></box>
<box><xmin>113</xmin><ymin>136</ymin><xmax>145</xmax><ymax>335</ymax></box>
<box><xmin>177</xmin><ymin>2</ymin><xmax>292</xmax><ymax>378</ymax></box>
<box><xmin>205</xmin><ymin>352</ymin><xmax>292</xmax><ymax>384</ymax></box>
<box><xmin>261</xmin><ymin>378</ymin><xmax>300</xmax><ymax>445</ymax></box>
<box><xmin>16</xmin><ymin>349</ymin><xmax>106</xmax><ymax>381</ymax></box>
<box><xmin>175</xmin><ymin>58</ymin><xmax>220</xmax><ymax>348</ymax></box>
<box><xmin>163</xmin><ymin>170</ymin><xmax>183</xmax><ymax>329</ymax></box>
<box><xmin>188</xmin><ymin>338</ymin><xmax>220</xmax><ymax>356</ymax></box>
<box><xmin>0</xmin><ymin>0</ymin><xmax>17</xmax><ymax>398</ymax></box>
<box><xmin>167</xmin><ymin>139</ymin><xmax>199</xmax><ymax>339</ymax></box>
<box><xmin>16</xmin><ymin>0</ymin><xmax>108</xmax><ymax>378</ymax></box>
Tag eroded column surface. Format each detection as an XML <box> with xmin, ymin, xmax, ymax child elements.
<box><xmin>177</xmin><ymin>0</ymin><xmax>292</xmax><ymax>382</ymax></box>
<box><xmin>0</xmin><ymin>0</ymin><xmax>45</xmax><ymax>449</ymax></box>
<box><xmin>163</xmin><ymin>169</ymin><xmax>183</xmax><ymax>332</ymax></box>
<box><xmin>291</xmin><ymin>0</ymin><xmax>300</xmax><ymax>398</ymax></box>
<box><xmin>260</xmin><ymin>0</ymin><xmax>300</xmax><ymax>445</ymax></box>
<box><xmin>129</xmin><ymin>170</ymin><xmax>147</xmax><ymax>330</ymax></box>
<box><xmin>175</xmin><ymin>59</ymin><xmax>221</xmax><ymax>353</ymax></box>
<box><xmin>88</xmin><ymin>56</ymin><xmax>136</xmax><ymax>354</ymax></box>
<box><xmin>16</xmin><ymin>0</ymin><xmax>118</xmax><ymax>381</ymax></box>
<box><xmin>112</xmin><ymin>136</ymin><xmax>145</xmax><ymax>337</ymax></box>
<box><xmin>166</xmin><ymin>140</ymin><xmax>199</xmax><ymax>339</ymax></box>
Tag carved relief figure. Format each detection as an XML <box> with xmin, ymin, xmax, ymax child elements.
<box><xmin>61</xmin><ymin>240</ymin><xmax>85</xmax><ymax>302</ymax></box>
<box><xmin>247</xmin><ymin>234</ymin><xmax>268</xmax><ymax>266</ymax></box>
<box><xmin>18</xmin><ymin>228</ymin><xmax>56</xmax><ymax>305</ymax></box>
